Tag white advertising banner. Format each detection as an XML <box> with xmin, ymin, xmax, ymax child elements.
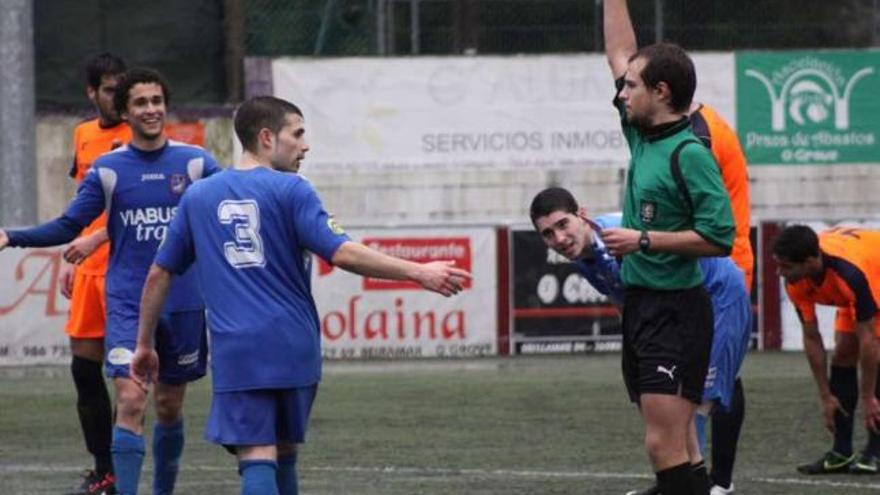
<box><xmin>0</xmin><ymin>248</ymin><xmax>71</xmax><ymax>365</ymax></box>
<box><xmin>312</xmin><ymin>226</ymin><xmax>498</xmax><ymax>359</ymax></box>
<box><xmin>272</xmin><ymin>53</ymin><xmax>734</xmax><ymax>173</ymax></box>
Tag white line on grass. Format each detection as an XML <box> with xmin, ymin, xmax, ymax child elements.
<box><xmin>3</xmin><ymin>463</ymin><xmax>880</xmax><ymax>490</ymax></box>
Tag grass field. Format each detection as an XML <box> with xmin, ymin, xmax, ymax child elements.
<box><xmin>2</xmin><ymin>352</ymin><xmax>880</xmax><ymax>494</ymax></box>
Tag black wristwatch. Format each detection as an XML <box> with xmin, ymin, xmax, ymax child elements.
<box><xmin>638</xmin><ymin>230</ymin><xmax>651</xmax><ymax>253</ymax></box>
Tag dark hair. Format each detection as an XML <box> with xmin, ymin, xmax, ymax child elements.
<box><xmin>86</xmin><ymin>52</ymin><xmax>126</xmax><ymax>89</ymax></box>
<box><xmin>530</xmin><ymin>187</ymin><xmax>579</xmax><ymax>224</ymax></box>
<box><xmin>234</xmin><ymin>96</ymin><xmax>304</xmax><ymax>153</ymax></box>
<box><xmin>113</xmin><ymin>67</ymin><xmax>171</xmax><ymax>116</ymax></box>
<box><xmin>629</xmin><ymin>43</ymin><xmax>696</xmax><ymax>113</ymax></box>
<box><xmin>772</xmin><ymin>225</ymin><xmax>820</xmax><ymax>262</ymax></box>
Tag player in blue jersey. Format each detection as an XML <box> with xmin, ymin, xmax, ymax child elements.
<box><xmin>530</xmin><ymin>187</ymin><xmax>751</xmax><ymax>495</ymax></box>
<box><xmin>0</xmin><ymin>68</ymin><xmax>220</xmax><ymax>495</ymax></box>
<box><xmin>128</xmin><ymin>96</ymin><xmax>471</xmax><ymax>495</ymax></box>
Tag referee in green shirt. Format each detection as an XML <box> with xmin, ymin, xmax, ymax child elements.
<box><xmin>602</xmin><ymin>1</ymin><xmax>735</xmax><ymax>494</ymax></box>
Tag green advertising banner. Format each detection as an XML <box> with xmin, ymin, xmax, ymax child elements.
<box><xmin>736</xmin><ymin>50</ymin><xmax>880</xmax><ymax>165</ymax></box>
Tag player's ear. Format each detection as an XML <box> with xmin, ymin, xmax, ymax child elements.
<box><xmin>576</xmin><ymin>206</ymin><xmax>588</xmax><ymax>221</ymax></box>
<box><xmin>257</xmin><ymin>127</ymin><xmax>275</xmax><ymax>150</ymax></box>
<box><xmin>86</xmin><ymin>85</ymin><xmax>97</xmax><ymax>103</ymax></box>
<box><xmin>654</xmin><ymin>81</ymin><xmax>671</xmax><ymax>104</ymax></box>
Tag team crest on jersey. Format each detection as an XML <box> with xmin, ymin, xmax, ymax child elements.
<box><xmin>169</xmin><ymin>174</ymin><xmax>188</xmax><ymax>194</ymax></box>
<box><xmin>327</xmin><ymin>216</ymin><xmax>345</xmax><ymax>235</ymax></box>
<box><xmin>639</xmin><ymin>200</ymin><xmax>657</xmax><ymax>224</ymax></box>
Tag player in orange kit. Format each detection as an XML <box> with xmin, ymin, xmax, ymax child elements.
<box><xmin>688</xmin><ymin>102</ymin><xmax>753</xmax><ymax>494</ymax></box>
<box><xmin>61</xmin><ymin>52</ymin><xmax>131</xmax><ymax>495</ymax></box>
<box><xmin>774</xmin><ymin>225</ymin><xmax>880</xmax><ymax>474</ymax></box>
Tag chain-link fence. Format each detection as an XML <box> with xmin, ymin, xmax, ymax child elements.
<box><xmin>244</xmin><ymin>0</ymin><xmax>880</xmax><ymax>57</ymax></box>
<box><xmin>33</xmin><ymin>0</ymin><xmax>880</xmax><ymax>108</ymax></box>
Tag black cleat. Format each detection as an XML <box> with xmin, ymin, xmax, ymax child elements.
<box><xmin>796</xmin><ymin>450</ymin><xmax>855</xmax><ymax>474</ymax></box>
<box><xmin>849</xmin><ymin>452</ymin><xmax>880</xmax><ymax>474</ymax></box>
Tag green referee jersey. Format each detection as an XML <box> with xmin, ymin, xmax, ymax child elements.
<box><xmin>615</xmin><ymin>92</ymin><xmax>735</xmax><ymax>290</ymax></box>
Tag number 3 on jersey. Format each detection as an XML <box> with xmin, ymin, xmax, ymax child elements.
<box><xmin>218</xmin><ymin>199</ymin><xmax>266</xmax><ymax>268</ymax></box>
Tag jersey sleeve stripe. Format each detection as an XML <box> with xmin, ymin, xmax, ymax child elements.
<box><xmin>825</xmin><ymin>254</ymin><xmax>878</xmax><ymax>322</ymax></box>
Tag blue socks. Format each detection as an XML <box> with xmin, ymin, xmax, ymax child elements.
<box><xmin>240</xmin><ymin>460</ymin><xmax>279</xmax><ymax>495</ymax></box>
<box><xmin>112</xmin><ymin>426</ymin><xmax>145</xmax><ymax>495</ymax></box>
<box><xmin>152</xmin><ymin>419</ymin><xmax>185</xmax><ymax>495</ymax></box>
<box><xmin>695</xmin><ymin>411</ymin><xmax>709</xmax><ymax>456</ymax></box>
<box><xmin>277</xmin><ymin>453</ymin><xmax>298</xmax><ymax>495</ymax></box>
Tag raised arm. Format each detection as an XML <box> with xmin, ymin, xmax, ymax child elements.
<box><xmin>603</xmin><ymin>0</ymin><xmax>638</xmax><ymax>79</ymax></box>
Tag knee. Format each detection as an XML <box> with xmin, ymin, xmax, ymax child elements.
<box><xmin>116</xmin><ymin>387</ymin><xmax>147</xmax><ymax>421</ymax></box>
<box><xmin>644</xmin><ymin>430</ymin><xmax>671</xmax><ymax>460</ymax></box>
<box><xmin>832</xmin><ymin>335</ymin><xmax>860</xmax><ymax>366</ymax></box>
<box><xmin>153</xmin><ymin>394</ymin><xmax>183</xmax><ymax>424</ymax></box>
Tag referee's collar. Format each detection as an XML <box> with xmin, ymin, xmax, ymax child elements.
<box><xmin>643</xmin><ymin>116</ymin><xmax>690</xmax><ymax>143</ymax></box>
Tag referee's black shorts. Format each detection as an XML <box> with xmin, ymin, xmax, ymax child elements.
<box><xmin>621</xmin><ymin>285</ymin><xmax>713</xmax><ymax>405</ymax></box>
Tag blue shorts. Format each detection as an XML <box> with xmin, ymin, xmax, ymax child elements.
<box><xmin>205</xmin><ymin>385</ymin><xmax>319</xmax><ymax>449</ymax></box>
<box><xmin>104</xmin><ymin>309</ymin><xmax>208</xmax><ymax>385</ymax></box>
<box><xmin>703</xmin><ymin>296</ymin><xmax>751</xmax><ymax>411</ymax></box>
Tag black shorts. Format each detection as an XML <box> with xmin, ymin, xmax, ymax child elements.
<box><xmin>621</xmin><ymin>285</ymin><xmax>713</xmax><ymax>405</ymax></box>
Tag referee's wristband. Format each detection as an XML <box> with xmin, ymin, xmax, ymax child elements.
<box><xmin>638</xmin><ymin>230</ymin><xmax>651</xmax><ymax>253</ymax></box>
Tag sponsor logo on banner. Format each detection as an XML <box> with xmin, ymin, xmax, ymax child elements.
<box><xmin>737</xmin><ymin>51</ymin><xmax>880</xmax><ymax>164</ymax></box>
<box><xmin>313</xmin><ymin>228</ymin><xmax>496</xmax><ymax>359</ymax></box>
<box><xmin>361</xmin><ymin>238</ymin><xmax>472</xmax><ymax>290</ymax></box>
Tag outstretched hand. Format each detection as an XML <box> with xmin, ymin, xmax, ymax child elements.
<box><xmin>416</xmin><ymin>260</ymin><xmax>472</xmax><ymax>297</ymax></box>
<box><xmin>63</xmin><ymin>232</ymin><xmax>105</xmax><ymax>264</ymax></box>
<box><xmin>130</xmin><ymin>345</ymin><xmax>159</xmax><ymax>393</ymax></box>
<box><xmin>59</xmin><ymin>262</ymin><xmax>75</xmax><ymax>299</ymax></box>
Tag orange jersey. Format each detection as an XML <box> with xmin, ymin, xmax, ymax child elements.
<box><xmin>785</xmin><ymin>228</ymin><xmax>880</xmax><ymax>331</ymax></box>
<box><xmin>691</xmin><ymin>104</ymin><xmax>754</xmax><ymax>289</ymax></box>
<box><xmin>70</xmin><ymin>119</ymin><xmax>131</xmax><ymax>276</ymax></box>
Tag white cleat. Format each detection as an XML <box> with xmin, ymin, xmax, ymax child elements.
<box><xmin>710</xmin><ymin>483</ymin><xmax>735</xmax><ymax>495</ymax></box>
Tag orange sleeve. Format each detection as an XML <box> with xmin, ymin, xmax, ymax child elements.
<box><xmin>700</xmin><ymin>105</ymin><xmax>754</xmax><ymax>287</ymax></box>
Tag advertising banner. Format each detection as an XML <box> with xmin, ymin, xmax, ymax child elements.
<box><xmin>510</xmin><ymin>228</ymin><xmax>620</xmax><ymax>354</ymax></box>
<box><xmin>0</xmin><ymin>248</ymin><xmax>71</xmax><ymax>365</ymax></box>
<box><xmin>272</xmin><ymin>54</ymin><xmax>734</xmax><ymax>173</ymax></box>
<box><xmin>312</xmin><ymin>226</ymin><xmax>498</xmax><ymax>359</ymax></box>
<box><xmin>736</xmin><ymin>50</ymin><xmax>880</xmax><ymax>165</ymax></box>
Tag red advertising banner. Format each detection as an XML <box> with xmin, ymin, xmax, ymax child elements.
<box><xmin>361</xmin><ymin>237</ymin><xmax>473</xmax><ymax>290</ymax></box>
<box><xmin>313</xmin><ymin>227</ymin><xmax>497</xmax><ymax>359</ymax></box>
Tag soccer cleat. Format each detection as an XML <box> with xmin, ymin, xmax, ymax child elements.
<box><xmin>849</xmin><ymin>452</ymin><xmax>880</xmax><ymax>474</ymax></box>
<box><xmin>64</xmin><ymin>470</ymin><xmax>117</xmax><ymax>495</ymax></box>
<box><xmin>625</xmin><ymin>485</ymin><xmax>661</xmax><ymax>495</ymax></box>
<box><xmin>86</xmin><ymin>472</ymin><xmax>117</xmax><ymax>495</ymax></box>
<box><xmin>64</xmin><ymin>470</ymin><xmax>102</xmax><ymax>495</ymax></box>
<box><xmin>710</xmin><ymin>483</ymin><xmax>735</xmax><ymax>495</ymax></box>
<box><xmin>796</xmin><ymin>450</ymin><xmax>855</xmax><ymax>474</ymax></box>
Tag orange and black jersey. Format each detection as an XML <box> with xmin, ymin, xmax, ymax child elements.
<box><xmin>68</xmin><ymin>118</ymin><xmax>131</xmax><ymax>275</ymax></box>
<box><xmin>785</xmin><ymin>228</ymin><xmax>880</xmax><ymax>326</ymax></box>
<box><xmin>690</xmin><ymin>104</ymin><xmax>754</xmax><ymax>289</ymax></box>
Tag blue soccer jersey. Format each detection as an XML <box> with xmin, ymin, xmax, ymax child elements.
<box><xmin>572</xmin><ymin>213</ymin><xmax>625</xmax><ymax>306</ymax></box>
<box><xmin>574</xmin><ymin>213</ymin><xmax>747</xmax><ymax>312</ymax></box>
<box><xmin>66</xmin><ymin>141</ymin><xmax>220</xmax><ymax>313</ymax></box>
<box><xmin>155</xmin><ymin>167</ymin><xmax>350</xmax><ymax>392</ymax></box>
<box><xmin>8</xmin><ymin>140</ymin><xmax>220</xmax><ymax>316</ymax></box>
